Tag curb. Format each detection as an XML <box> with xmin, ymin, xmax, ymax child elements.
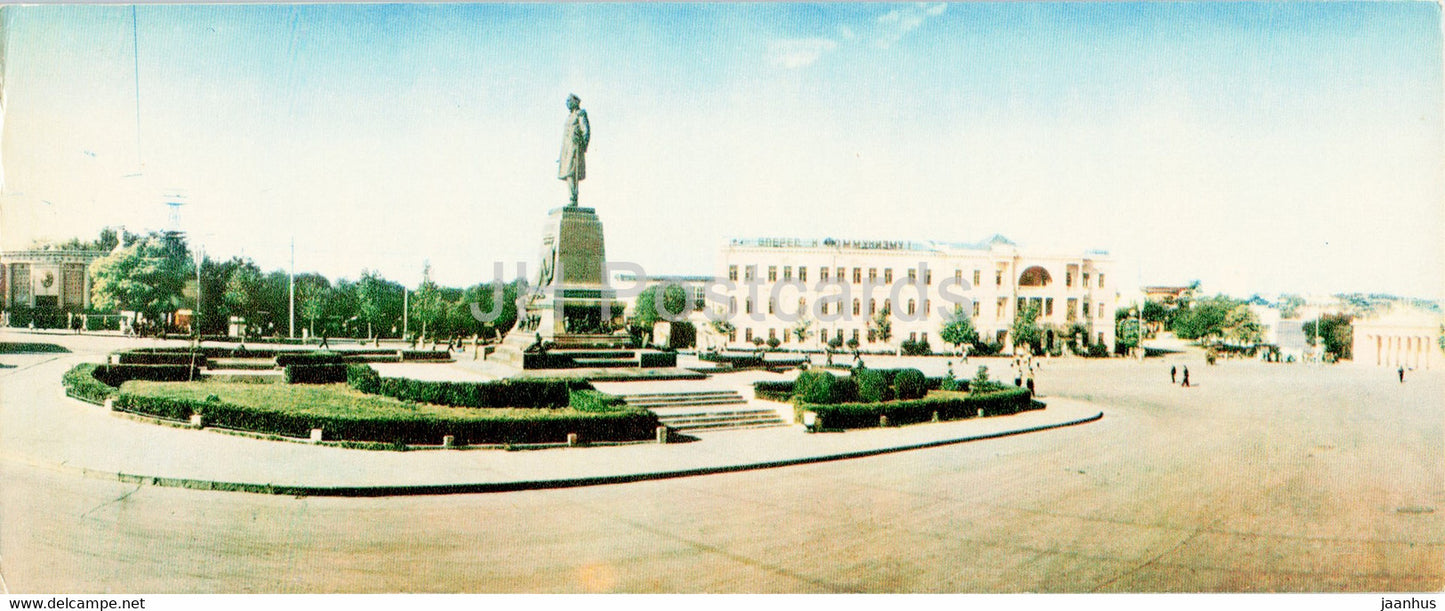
<box><xmin>53</xmin><ymin>411</ymin><xmax>1103</xmax><ymax>497</ymax></box>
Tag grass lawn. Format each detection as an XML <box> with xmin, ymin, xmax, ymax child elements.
<box><xmin>119</xmin><ymin>380</ymin><xmax>605</xmax><ymax>422</ymax></box>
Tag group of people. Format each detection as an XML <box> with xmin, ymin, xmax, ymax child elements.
<box><xmin>1012</xmin><ymin>353</ymin><xmax>1037</xmax><ymax>392</ymax></box>
<box><xmin>1170</xmin><ymin>364</ymin><xmax>1191</xmax><ymax>387</ymax></box>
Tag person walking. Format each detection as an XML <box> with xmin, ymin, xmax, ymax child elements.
<box><xmin>1170</xmin><ymin>365</ymin><xmax>1177</xmax><ymax>384</ymax></box>
<box><xmin>1399</xmin><ymin>365</ymin><xmax>1405</xmax><ymax>383</ymax></box>
<box><xmin>1181</xmin><ymin>366</ymin><xmax>1191</xmax><ymax>388</ymax></box>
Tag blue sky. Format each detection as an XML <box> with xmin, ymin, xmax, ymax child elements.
<box><xmin>3</xmin><ymin>3</ymin><xmax>1441</xmax><ymax>300</ymax></box>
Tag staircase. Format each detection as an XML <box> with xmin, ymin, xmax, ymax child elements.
<box><xmin>623</xmin><ymin>390</ymin><xmax>789</xmax><ymax>433</ymax></box>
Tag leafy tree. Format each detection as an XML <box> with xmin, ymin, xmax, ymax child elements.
<box><xmin>1115</xmin><ymin>315</ymin><xmax>1142</xmax><ymax>351</ymax></box>
<box><xmin>1171</xmin><ymin>294</ymin><xmax>1240</xmax><ymax>341</ymax></box>
<box><xmin>632</xmin><ymin>284</ymin><xmax>689</xmax><ymax>340</ymax></box>
<box><xmin>868</xmin><ymin>304</ymin><xmax>893</xmax><ymax>349</ymax></box>
<box><xmin>939</xmin><ymin>306</ymin><xmax>978</xmax><ymax>355</ymax></box>
<box><xmin>1011</xmin><ymin>302</ymin><xmax>1042</xmax><ymax>351</ymax></box>
<box><xmin>1222</xmin><ymin>304</ymin><xmax>1264</xmax><ymax>345</ymax></box>
<box><xmin>293</xmin><ymin>273</ymin><xmax>331</xmax><ymax>337</ymax></box>
<box><xmin>1277</xmin><ymin>294</ymin><xmax>1305</xmax><ymax>319</ymax></box>
<box><xmin>791</xmin><ymin>316</ymin><xmax>814</xmax><ymax>345</ymax></box>
<box><xmin>89</xmin><ymin>236</ymin><xmax>192</xmax><ymax>332</ymax></box>
<box><xmin>1303</xmin><ymin>313</ymin><xmax>1353</xmax><ymax>360</ymax></box>
<box><xmin>222</xmin><ymin>261</ymin><xmax>264</xmax><ymax>336</ymax></box>
<box><xmin>356</xmin><ymin>270</ymin><xmax>403</xmax><ymax>340</ymax></box>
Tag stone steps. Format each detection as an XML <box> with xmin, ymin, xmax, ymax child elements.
<box><xmin>654</xmin><ymin>408</ymin><xmax>789</xmax><ymax>433</ymax></box>
<box><xmin>621</xmin><ymin>390</ymin><xmax>746</xmax><ymax>409</ymax></box>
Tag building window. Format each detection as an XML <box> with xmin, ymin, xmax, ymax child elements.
<box><xmin>868</xmin><ymin>268</ymin><xmax>878</xmax><ymax>283</ymax></box>
<box><xmin>768</xmin><ymin>266</ymin><xmax>778</xmax><ymax>282</ymax></box>
<box><xmin>1083</xmin><ymin>272</ymin><xmax>1090</xmax><ymax>286</ymax></box>
<box><xmin>729</xmin><ymin>329</ymin><xmax>737</xmax><ymax>342</ymax></box>
<box><xmin>884</xmin><ymin>299</ymin><xmax>892</xmax><ymax>313</ymax></box>
<box><xmin>907</xmin><ymin>299</ymin><xmax>916</xmax><ymax>316</ymax></box>
<box><xmin>768</xmin><ymin>299</ymin><xmax>775</xmax><ymax>315</ymax></box>
<box><xmin>867</xmin><ymin>329</ymin><xmax>876</xmax><ymax>342</ymax></box>
<box><xmin>869</xmin><ymin>299</ymin><xmax>876</xmax><ymax>315</ymax></box>
<box><xmin>884</xmin><ymin>268</ymin><xmax>893</xmax><ymax>283</ymax></box>
<box><xmin>728</xmin><ymin>265</ymin><xmax>738</xmax><ymax>281</ymax></box>
<box><xmin>1045</xmin><ymin>298</ymin><xmax>1054</xmax><ymax>316</ymax></box>
<box><xmin>1098</xmin><ymin>273</ymin><xmax>1105</xmax><ymax>288</ymax></box>
<box><xmin>1099</xmin><ymin>303</ymin><xmax>1105</xmax><ymax>318</ymax></box>
<box><xmin>851</xmin><ymin>329</ymin><xmax>860</xmax><ymax>343</ymax></box>
<box><xmin>836</xmin><ymin>329</ymin><xmax>844</xmax><ymax>342</ymax></box>
<box><xmin>954</xmin><ymin>269</ymin><xmax>963</xmax><ymax>284</ymax></box>
<box><xmin>852</xmin><ymin>299</ymin><xmax>861</xmax><ymax>316</ymax></box>
<box><xmin>799</xmin><ymin>267</ymin><xmax>808</xmax><ymax>282</ymax></box>
<box><xmin>745</xmin><ymin>328</ymin><xmax>753</xmax><ymax>342</ymax></box>
<box><xmin>745</xmin><ymin>298</ymin><xmax>753</xmax><ymax>314</ymax></box>
<box><xmin>745</xmin><ymin>265</ymin><xmax>756</xmax><ymax>281</ymax></box>
<box><xmin>799</xmin><ymin>297</ymin><xmax>806</xmax><ymax>313</ymax></box>
<box><xmin>1017</xmin><ymin>297</ymin><xmax>1026</xmax><ymax>313</ymax></box>
<box><xmin>1083</xmin><ymin>301</ymin><xmax>1091</xmax><ymax>319</ymax></box>
<box><xmin>853</xmin><ymin>268</ymin><xmax>862</xmax><ymax>284</ymax></box>
<box><xmin>729</xmin><ymin>297</ymin><xmax>737</xmax><ymax>315</ymax></box>
<box><xmin>820</xmin><ymin>267</ymin><xmax>830</xmax><ymax>281</ymax></box>
<box><xmin>996</xmin><ymin>270</ymin><xmax>1003</xmax><ymax>286</ymax></box>
<box><xmin>924</xmin><ymin>299</ymin><xmax>931</xmax><ymax>315</ymax></box>
<box><xmin>1066</xmin><ymin>272</ymin><xmax>1073</xmax><ymax>287</ymax></box>
<box><xmin>973</xmin><ymin>270</ymin><xmax>981</xmax><ymax>286</ymax></box>
<box><xmin>782</xmin><ymin>266</ymin><xmax>792</xmax><ymax>281</ymax></box>
<box><xmin>921</xmin><ymin>332</ymin><xmax>928</xmax><ymax>343</ymax></box>
<box><xmin>909</xmin><ymin>332</ymin><xmax>917</xmax><ymax>342</ymax></box>
<box><xmin>926</xmin><ymin>269</ymin><xmax>932</xmax><ymax>285</ymax></box>
<box><xmin>996</xmin><ymin>298</ymin><xmax>1006</xmax><ymax>318</ymax></box>
<box><xmin>972</xmin><ymin>302</ymin><xmax>980</xmax><ymax>317</ymax></box>
<box><xmin>769</xmin><ymin>328</ymin><xmax>777</xmax><ymax>340</ymax></box>
<box><xmin>1067</xmin><ymin>298</ymin><xmax>1077</xmax><ymax>320</ymax></box>
<box><xmin>907</xmin><ymin>268</ymin><xmax>916</xmax><ymax>282</ymax></box>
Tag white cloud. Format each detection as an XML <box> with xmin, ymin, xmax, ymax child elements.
<box><xmin>768</xmin><ymin>37</ymin><xmax>838</xmax><ymax>69</ymax></box>
<box><xmin>838</xmin><ymin>25</ymin><xmax>856</xmax><ymax>40</ymax></box>
<box><xmin>874</xmin><ymin>3</ymin><xmax>946</xmax><ymax>49</ymax></box>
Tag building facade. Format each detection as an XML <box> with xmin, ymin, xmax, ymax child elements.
<box><xmin>1351</xmin><ymin>308</ymin><xmax>1442</xmax><ymax>370</ymax></box>
<box><xmin>716</xmin><ymin>235</ymin><xmax>1116</xmax><ymax>354</ymax></box>
<box><xmin>1</xmin><ymin>249</ymin><xmax>102</xmax><ymax>312</ymax></box>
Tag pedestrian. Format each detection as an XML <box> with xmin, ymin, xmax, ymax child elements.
<box><xmin>1170</xmin><ymin>365</ymin><xmax>1177</xmax><ymax>384</ymax></box>
<box><xmin>1181</xmin><ymin>366</ymin><xmax>1190</xmax><ymax>388</ymax></box>
<box><xmin>318</xmin><ymin>333</ymin><xmax>330</xmax><ymax>350</ymax></box>
<box><xmin>1398</xmin><ymin>366</ymin><xmax>1405</xmax><ymax>383</ymax></box>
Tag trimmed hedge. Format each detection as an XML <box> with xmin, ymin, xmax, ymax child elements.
<box><xmin>62</xmin><ymin>363</ymin><xmax>116</xmax><ymax>404</ymax></box>
<box><xmin>117</xmin><ymin>351</ymin><xmax>208</xmax><ymax>367</ymax></box>
<box><xmin>284</xmin><ymin>363</ymin><xmax>348</xmax><ymax>384</ymax></box>
<box><xmin>754</xmin><ymin>380</ymin><xmax>795</xmax><ymax>402</ymax></box>
<box><xmin>345</xmin><ymin>364</ymin><xmax>591</xmax><ymax>408</ymax></box>
<box><xmin>274</xmin><ymin>352</ymin><xmax>346</xmax><ymax>366</ymax></box>
<box><xmin>855</xmin><ymin>368</ymin><xmax>893</xmax><ymax>403</ymax></box>
<box><xmin>91</xmin><ymin>364</ymin><xmax>200</xmax><ymax>387</ymax></box>
<box><xmin>111</xmin><ymin>390</ymin><xmax>660</xmax><ymax>445</ymax></box>
<box><xmin>698</xmin><ymin>352</ymin><xmax>764</xmax><ymax>368</ymax></box>
<box><xmin>801</xmin><ymin>387</ymin><xmax>1033</xmax><ymax>429</ymax></box>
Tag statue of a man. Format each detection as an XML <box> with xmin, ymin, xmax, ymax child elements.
<box><xmin>558</xmin><ymin>94</ymin><xmax>590</xmax><ymax>206</ymax></box>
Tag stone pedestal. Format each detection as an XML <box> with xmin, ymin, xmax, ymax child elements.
<box><xmin>505</xmin><ymin>206</ymin><xmax>630</xmax><ymax>350</ymax></box>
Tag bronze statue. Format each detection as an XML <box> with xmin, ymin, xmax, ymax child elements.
<box><xmin>558</xmin><ymin>94</ymin><xmax>590</xmax><ymax>206</ymax></box>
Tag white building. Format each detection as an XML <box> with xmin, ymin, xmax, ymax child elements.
<box><xmin>2</xmin><ymin>249</ymin><xmax>102</xmax><ymax>312</ymax></box>
<box><xmin>1352</xmin><ymin>308</ymin><xmax>1442</xmax><ymax>370</ymax></box>
<box><xmin>715</xmin><ymin>235</ymin><xmax>1117</xmax><ymax>354</ymax></box>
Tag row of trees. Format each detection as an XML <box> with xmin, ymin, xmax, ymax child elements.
<box><xmin>64</xmin><ymin>230</ymin><xmax>521</xmax><ymax>341</ymax></box>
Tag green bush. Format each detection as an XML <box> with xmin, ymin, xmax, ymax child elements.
<box><xmin>753</xmin><ymin>381</ymin><xmax>794</xmax><ymax>402</ymax></box>
<box><xmin>802</xmin><ymin>387</ymin><xmax>1032</xmax><ymax>429</ymax></box>
<box><xmin>900</xmin><ymin>338</ymin><xmax>932</xmax><ymax>356</ymax></box>
<box><xmin>892</xmin><ymin>368</ymin><xmax>927</xmax><ymax>400</ymax></box>
<box><xmin>569</xmin><ymin>389</ymin><xmax>628</xmax><ymax>412</ymax></box>
<box><xmin>698</xmin><ymin>352</ymin><xmax>764</xmax><ymax>368</ymax></box>
<box><xmin>62</xmin><ymin>363</ymin><xmax>116</xmax><ymax>404</ymax></box>
<box><xmin>283</xmin><ymin>363</ymin><xmax>348</xmax><ymax>384</ymax></box>
<box><xmin>793</xmin><ymin>370</ymin><xmax>839</xmax><ymax>404</ymax></box>
<box><xmin>855</xmin><ymin>368</ymin><xmax>893</xmax><ymax>403</ymax></box>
